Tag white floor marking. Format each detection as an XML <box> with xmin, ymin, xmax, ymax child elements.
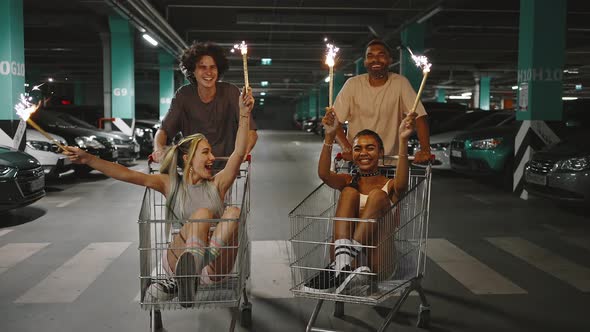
<box><xmin>487</xmin><ymin>237</ymin><xmax>590</xmax><ymax>292</ymax></box>
<box><xmin>15</xmin><ymin>242</ymin><xmax>131</xmax><ymax>303</ymax></box>
<box><xmin>427</xmin><ymin>239</ymin><xmax>526</xmax><ymax>295</ymax></box>
<box><xmin>0</xmin><ymin>243</ymin><xmax>50</xmax><ymax>275</ymax></box>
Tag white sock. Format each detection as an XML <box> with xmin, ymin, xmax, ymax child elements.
<box><xmin>334</xmin><ymin>239</ymin><xmax>362</xmax><ymax>272</ymax></box>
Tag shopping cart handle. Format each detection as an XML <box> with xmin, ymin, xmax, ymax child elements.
<box><xmin>335</xmin><ymin>152</ymin><xmax>343</xmax><ymax>161</ymax></box>
<box><xmin>245</xmin><ymin>154</ymin><xmax>252</xmax><ymax>163</ymax></box>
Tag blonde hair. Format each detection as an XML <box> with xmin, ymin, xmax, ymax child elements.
<box><xmin>159</xmin><ymin>133</ymin><xmax>218</xmax><ymax>220</ymax></box>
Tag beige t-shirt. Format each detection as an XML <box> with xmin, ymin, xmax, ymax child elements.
<box><xmin>333</xmin><ymin>73</ymin><xmax>427</xmax><ymax>156</ymax></box>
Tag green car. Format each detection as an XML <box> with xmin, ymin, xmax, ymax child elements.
<box><xmin>0</xmin><ymin>145</ymin><xmax>46</xmax><ymax>211</ymax></box>
<box><xmin>450</xmin><ymin>113</ymin><xmax>518</xmax><ymax>187</ymax></box>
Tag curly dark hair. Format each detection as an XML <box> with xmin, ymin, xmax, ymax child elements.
<box><xmin>179</xmin><ymin>42</ymin><xmax>229</xmax><ymax>79</ymax></box>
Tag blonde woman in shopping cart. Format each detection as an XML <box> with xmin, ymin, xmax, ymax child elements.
<box><xmin>63</xmin><ymin>88</ymin><xmax>254</xmax><ymax>307</ymax></box>
<box><xmin>308</xmin><ymin>109</ymin><xmax>416</xmax><ymax>294</ymax></box>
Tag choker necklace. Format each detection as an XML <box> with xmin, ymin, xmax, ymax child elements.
<box><xmin>359</xmin><ymin>170</ymin><xmax>380</xmax><ymax>177</ymax></box>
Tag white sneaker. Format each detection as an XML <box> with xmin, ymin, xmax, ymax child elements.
<box><xmin>143</xmin><ymin>278</ymin><xmax>177</xmax><ymax>303</ymax></box>
<box><xmin>334</xmin><ymin>265</ymin><xmax>371</xmax><ymax>295</ymax></box>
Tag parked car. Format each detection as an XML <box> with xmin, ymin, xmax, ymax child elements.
<box><xmin>302</xmin><ymin>117</ymin><xmax>319</xmax><ymax>133</ymax></box>
<box><xmin>25</xmin><ymin>129</ymin><xmax>72</xmax><ymax>178</ymax></box>
<box><xmin>55</xmin><ymin>112</ymin><xmax>139</xmax><ymax>164</ymax></box>
<box><xmin>134</xmin><ymin>119</ymin><xmax>160</xmax><ymax>156</ymax></box>
<box><xmin>30</xmin><ymin>110</ymin><xmax>119</xmax><ymax>175</ymax></box>
<box><xmin>450</xmin><ymin>113</ymin><xmax>518</xmax><ymax>188</ymax></box>
<box><xmin>524</xmin><ymin>132</ymin><xmax>590</xmax><ymax>204</ymax></box>
<box><xmin>0</xmin><ymin>145</ymin><xmax>45</xmax><ymax>211</ymax></box>
<box><xmin>411</xmin><ymin>111</ymin><xmax>514</xmax><ymax>169</ymax></box>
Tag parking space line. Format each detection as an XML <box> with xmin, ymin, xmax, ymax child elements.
<box><xmin>56</xmin><ymin>197</ymin><xmax>81</xmax><ymax>208</ymax></box>
<box><xmin>0</xmin><ymin>229</ymin><xmax>13</xmax><ymax>238</ymax></box>
<box><xmin>464</xmin><ymin>194</ymin><xmax>492</xmax><ymax>205</ymax></box>
<box><xmin>427</xmin><ymin>239</ymin><xmax>526</xmax><ymax>295</ymax></box>
<box><xmin>15</xmin><ymin>242</ymin><xmax>131</xmax><ymax>303</ymax></box>
<box><xmin>0</xmin><ymin>243</ymin><xmax>50</xmax><ymax>275</ymax></box>
<box><xmin>487</xmin><ymin>237</ymin><xmax>590</xmax><ymax>292</ymax></box>
<box><xmin>562</xmin><ymin>236</ymin><xmax>590</xmax><ymax>252</ymax></box>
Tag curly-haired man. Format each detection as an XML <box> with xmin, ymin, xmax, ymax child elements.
<box><xmin>153</xmin><ymin>42</ymin><xmax>258</xmax><ymax>162</ymax></box>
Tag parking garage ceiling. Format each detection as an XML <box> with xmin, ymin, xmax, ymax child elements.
<box><xmin>22</xmin><ymin>0</ymin><xmax>590</xmax><ymax>102</ymax></box>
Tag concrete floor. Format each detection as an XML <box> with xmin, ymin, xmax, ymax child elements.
<box><xmin>1</xmin><ymin>130</ymin><xmax>589</xmax><ymax>332</ymax></box>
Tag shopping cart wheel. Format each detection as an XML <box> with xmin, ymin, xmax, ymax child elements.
<box><xmin>416</xmin><ymin>307</ymin><xmax>430</xmax><ymax>328</ymax></box>
<box><xmin>240</xmin><ymin>302</ymin><xmax>252</xmax><ymax>328</ymax></box>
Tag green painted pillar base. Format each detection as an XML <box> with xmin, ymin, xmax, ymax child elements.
<box><xmin>159</xmin><ymin>51</ymin><xmax>175</xmax><ymax>120</ymax></box>
<box><xmin>479</xmin><ymin>76</ymin><xmax>491</xmax><ymax>110</ymax></box>
<box><xmin>436</xmin><ymin>88</ymin><xmax>446</xmax><ymax>103</ymax></box>
<box><xmin>516</xmin><ymin>0</ymin><xmax>566</xmax><ymax>121</ymax></box>
<box><xmin>401</xmin><ymin>23</ymin><xmax>425</xmax><ymax>91</ymax></box>
<box><xmin>109</xmin><ymin>15</ymin><xmax>135</xmax><ymax>135</ymax></box>
<box><xmin>0</xmin><ymin>0</ymin><xmax>26</xmax><ymax>149</ymax></box>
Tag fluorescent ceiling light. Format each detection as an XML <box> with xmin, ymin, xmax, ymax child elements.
<box><xmin>461</xmin><ymin>92</ymin><xmax>472</xmax><ymax>96</ymax></box>
<box><xmin>261</xmin><ymin>58</ymin><xmax>272</xmax><ymax>65</ymax></box>
<box><xmin>324</xmin><ymin>76</ymin><xmax>330</xmax><ymax>83</ymax></box>
<box><xmin>562</xmin><ymin>97</ymin><xmax>578</xmax><ymax>100</ymax></box>
<box><xmin>449</xmin><ymin>95</ymin><xmax>471</xmax><ymax>100</ymax></box>
<box><xmin>512</xmin><ymin>86</ymin><xmax>518</xmax><ymax>90</ymax></box>
<box><xmin>417</xmin><ymin>6</ymin><xmax>442</xmax><ymax>24</ymax></box>
<box><xmin>260</xmin><ymin>92</ymin><xmax>266</xmax><ymax>96</ymax></box>
<box><xmin>261</xmin><ymin>81</ymin><xmax>269</xmax><ymax>87</ymax></box>
<box><xmin>48</xmin><ymin>78</ymin><xmax>54</xmax><ymax>82</ymax></box>
<box><xmin>142</xmin><ymin>34</ymin><xmax>158</xmax><ymax>46</ymax></box>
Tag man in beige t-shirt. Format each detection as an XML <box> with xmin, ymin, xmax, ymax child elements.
<box><xmin>329</xmin><ymin>39</ymin><xmax>431</xmax><ymax>162</ymax></box>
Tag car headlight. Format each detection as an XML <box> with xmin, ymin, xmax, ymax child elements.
<box><xmin>135</xmin><ymin>128</ymin><xmax>145</xmax><ymax>137</ymax></box>
<box><xmin>27</xmin><ymin>140</ymin><xmax>54</xmax><ymax>152</ymax></box>
<box><xmin>555</xmin><ymin>156</ymin><xmax>590</xmax><ymax>172</ymax></box>
<box><xmin>74</xmin><ymin>136</ymin><xmax>105</xmax><ymax>149</ymax></box>
<box><xmin>430</xmin><ymin>143</ymin><xmax>450</xmax><ymax>151</ymax></box>
<box><xmin>470</xmin><ymin>138</ymin><xmax>503</xmax><ymax>150</ymax></box>
<box><xmin>0</xmin><ymin>165</ymin><xmax>15</xmax><ymax>178</ymax></box>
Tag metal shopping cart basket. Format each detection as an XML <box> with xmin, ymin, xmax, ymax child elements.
<box><xmin>138</xmin><ymin>157</ymin><xmax>252</xmax><ymax>331</ymax></box>
<box><xmin>289</xmin><ymin>160</ymin><xmax>432</xmax><ymax>332</ymax></box>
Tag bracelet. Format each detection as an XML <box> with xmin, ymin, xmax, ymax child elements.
<box><xmin>323</xmin><ymin>142</ymin><xmax>333</xmax><ymax>148</ymax></box>
<box><xmin>240</xmin><ymin>113</ymin><xmax>249</xmax><ymax>118</ymax></box>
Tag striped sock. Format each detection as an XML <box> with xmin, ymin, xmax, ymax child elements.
<box><xmin>206</xmin><ymin>236</ymin><xmax>226</xmax><ymax>264</ymax></box>
<box><xmin>185</xmin><ymin>236</ymin><xmax>207</xmax><ymax>272</ymax></box>
<box><xmin>334</xmin><ymin>239</ymin><xmax>362</xmax><ymax>273</ymax></box>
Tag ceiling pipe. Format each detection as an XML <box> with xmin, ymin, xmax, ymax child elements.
<box><xmin>133</xmin><ymin>0</ymin><xmax>187</xmax><ymax>50</ymax></box>
<box><xmin>124</xmin><ymin>0</ymin><xmax>184</xmax><ymax>53</ymax></box>
<box><xmin>104</xmin><ymin>0</ymin><xmax>178</xmax><ymax>57</ymax></box>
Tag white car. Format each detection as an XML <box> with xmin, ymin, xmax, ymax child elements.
<box><xmin>25</xmin><ymin>129</ymin><xmax>73</xmax><ymax>178</ymax></box>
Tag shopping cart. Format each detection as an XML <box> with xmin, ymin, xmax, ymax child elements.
<box><xmin>138</xmin><ymin>157</ymin><xmax>252</xmax><ymax>331</ymax></box>
<box><xmin>289</xmin><ymin>160</ymin><xmax>432</xmax><ymax>332</ymax></box>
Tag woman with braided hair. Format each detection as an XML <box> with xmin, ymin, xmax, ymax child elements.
<box><xmin>64</xmin><ymin>87</ymin><xmax>254</xmax><ymax>307</ymax></box>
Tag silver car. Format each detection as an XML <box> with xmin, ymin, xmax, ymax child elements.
<box><xmin>524</xmin><ymin>133</ymin><xmax>590</xmax><ymax>204</ymax></box>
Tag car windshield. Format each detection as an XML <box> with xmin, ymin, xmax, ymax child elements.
<box><xmin>468</xmin><ymin>112</ymin><xmax>514</xmax><ymax>129</ymax></box>
<box><xmin>30</xmin><ymin>111</ymin><xmax>75</xmax><ymax>128</ymax></box>
<box><xmin>53</xmin><ymin>113</ymin><xmax>97</xmax><ymax>129</ymax></box>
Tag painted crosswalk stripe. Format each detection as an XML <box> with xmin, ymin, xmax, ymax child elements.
<box><xmin>15</xmin><ymin>242</ymin><xmax>131</xmax><ymax>303</ymax></box>
<box><xmin>427</xmin><ymin>239</ymin><xmax>526</xmax><ymax>295</ymax></box>
<box><xmin>0</xmin><ymin>229</ymin><xmax>13</xmax><ymax>238</ymax></box>
<box><xmin>0</xmin><ymin>243</ymin><xmax>50</xmax><ymax>275</ymax></box>
<box><xmin>487</xmin><ymin>237</ymin><xmax>590</xmax><ymax>292</ymax></box>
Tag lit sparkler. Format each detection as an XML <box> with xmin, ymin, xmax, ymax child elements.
<box><xmin>232</xmin><ymin>41</ymin><xmax>249</xmax><ymax>89</ymax></box>
<box><xmin>325</xmin><ymin>43</ymin><xmax>339</xmax><ymax>107</ymax></box>
<box><xmin>405</xmin><ymin>46</ymin><xmax>432</xmax><ymax>114</ymax></box>
<box><xmin>14</xmin><ymin>93</ymin><xmax>66</xmax><ymax>151</ymax></box>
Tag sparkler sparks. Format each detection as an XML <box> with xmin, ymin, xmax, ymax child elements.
<box><xmin>232</xmin><ymin>41</ymin><xmax>250</xmax><ymax>89</ymax></box>
<box><xmin>325</xmin><ymin>43</ymin><xmax>339</xmax><ymax>107</ymax></box>
<box><xmin>14</xmin><ymin>93</ymin><xmax>66</xmax><ymax>151</ymax></box>
<box><xmin>405</xmin><ymin>46</ymin><xmax>432</xmax><ymax>73</ymax></box>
